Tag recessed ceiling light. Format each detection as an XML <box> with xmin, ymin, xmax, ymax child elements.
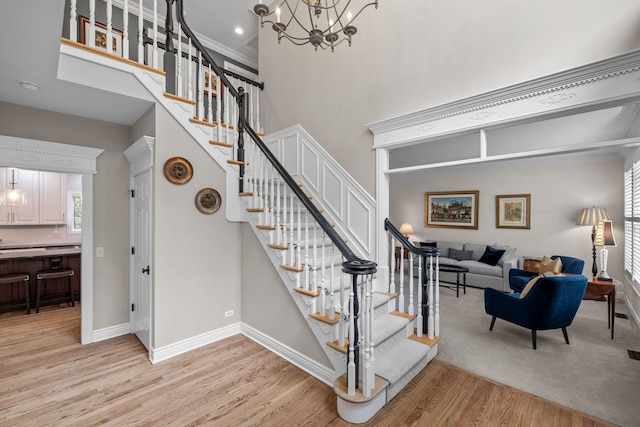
<box><xmin>19</xmin><ymin>81</ymin><xmax>40</xmax><ymax>91</ymax></box>
<box><xmin>235</xmin><ymin>27</ymin><xmax>244</xmax><ymax>35</ymax></box>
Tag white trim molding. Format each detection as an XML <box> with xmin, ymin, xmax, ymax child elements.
<box><xmin>0</xmin><ymin>135</ymin><xmax>103</xmax><ymax>345</ymax></box>
<box><xmin>150</xmin><ymin>323</ymin><xmax>242</xmax><ymax>364</ymax></box>
<box><xmin>93</xmin><ymin>322</ymin><xmax>131</xmax><ymax>342</ymax></box>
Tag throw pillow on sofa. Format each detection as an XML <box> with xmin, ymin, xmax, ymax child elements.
<box><xmin>448</xmin><ymin>248</ymin><xmax>473</xmax><ymax>261</ymax></box>
<box><xmin>478</xmin><ymin>246</ymin><xmax>506</xmax><ymax>266</ymax></box>
<box><xmin>539</xmin><ymin>255</ymin><xmax>562</xmax><ymax>275</ymax></box>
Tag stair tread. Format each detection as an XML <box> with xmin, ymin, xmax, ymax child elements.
<box><xmin>375</xmin><ymin>339</ymin><xmax>432</xmax><ymax>385</ymax></box>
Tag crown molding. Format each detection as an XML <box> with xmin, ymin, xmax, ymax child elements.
<box><xmin>368</xmin><ymin>49</ymin><xmax>640</xmax><ymax>149</ymax></box>
<box><xmin>0</xmin><ymin>135</ymin><xmax>104</xmax><ymax>174</ymax></box>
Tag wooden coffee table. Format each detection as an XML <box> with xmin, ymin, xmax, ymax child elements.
<box><xmin>584</xmin><ymin>277</ymin><xmax>617</xmax><ymax>339</ymax></box>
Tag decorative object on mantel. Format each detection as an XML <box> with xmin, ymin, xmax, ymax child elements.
<box><xmin>425</xmin><ymin>191</ymin><xmax>479</xmax><ymax>230</ymax></box>
<box><xmin>594</xmin><ymin>220</ymin><xmax>616</xmax><ymax>282</ymax></box>
<box><xmin>163</xmin><ymin>157</ymin><xmax>193</xmax><ymax>185</ymax></box>
<box><xmin>0</xmin><ymin>168</ymin><xmax>27</xmax><ymax>205</ymax></box>
<box><xmin>576</xmin><ymin>206</ymin><xmax>611</xmax><ymax>277</ymax></box>
<box><xmin>253</xmin><ymin>0</ymin><xmax>379</xmax><ymax>52</ymax></box>
<box><xmin>195</xmin><ymin>188</ymin><xmax>221</xmax><ymax>214</ymax></box>
<box><xmin>496</xmin><ymin>194</ymin><xmax>530</xmax><ymax>229</ymax></box>
<box><xmin>399</xmin><ymin>223</ymin><xmax>414</xmax><ymax>240</ymax></box>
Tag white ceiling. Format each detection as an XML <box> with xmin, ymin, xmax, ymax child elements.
<box><xmin>0</xmin><ymin>0</ymin><xmax>258</xmax><ymax>126</ymax></box>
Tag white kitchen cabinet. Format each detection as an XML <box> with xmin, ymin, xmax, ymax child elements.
<box><xmin>40</xmin><ymin>171</ymin><xmax>67</xmax><ymax>224</ymax></box>
<box><xmin>0</xmin><ymin>168</ymin><xmax>40</xmax><ymax>225</ymax></box>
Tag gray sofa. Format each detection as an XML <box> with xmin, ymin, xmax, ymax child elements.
<box><xmin>413</xmin><ymin>240</ymin><xmax>517</xmax><ymax>292</ymax></box>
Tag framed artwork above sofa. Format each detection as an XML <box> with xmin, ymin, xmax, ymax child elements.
<box><xmin>425</xmin><ymin>190</ymin><xmax>479</xmax><ymax>229</ymax></box>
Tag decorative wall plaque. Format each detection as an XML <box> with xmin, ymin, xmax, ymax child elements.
<box><xmin>195</xmin><ymin>188</ymin><xmax>221</xmax><ymax>214</ymax></box>
<box><xmin>163</xmin><ymin>157</ymin><xmax>193</xmax><ymax>184</ymax></box>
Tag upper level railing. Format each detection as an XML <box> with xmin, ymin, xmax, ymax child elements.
<box><xmin>66</xmin><ymin>0</ymin><xmax>377</xmax><ymax>398</ymax></box>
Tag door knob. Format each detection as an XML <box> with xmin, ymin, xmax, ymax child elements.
<box><xmin>142</xmin><ymin>266</ymin><xmax>150</xmax><ymax>275</ymax></box>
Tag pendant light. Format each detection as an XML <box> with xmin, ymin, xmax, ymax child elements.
<box><xmin>0</xmin><ymin>169</ymin><xmax>27</xmax><ymax>205</ymax></box>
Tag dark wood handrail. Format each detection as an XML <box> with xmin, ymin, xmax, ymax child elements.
<box><xmin>384</xmin><ymin>219</ymin><xmax>440</xmax><ymax>257</ymax></box>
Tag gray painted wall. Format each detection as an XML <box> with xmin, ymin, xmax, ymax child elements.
<box><xmin>152</xmin><ymin>105</ymin><xmax>242</xmax><ymax>348</ymax></box>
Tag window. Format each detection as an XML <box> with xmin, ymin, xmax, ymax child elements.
<box><xmin>67</xmin><ymin>192</ymin><xmax>82</xmax><ymax>235</ymax></box>
<box><xmin>624</xmin><ymin>162</ymin><xmax>640</xmax><ymax>284</ymax></box>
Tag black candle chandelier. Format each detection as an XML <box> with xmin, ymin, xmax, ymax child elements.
<box><xmin>253</xmin><ymin>0</ymin><xmax>379</xmax><ymax>51</ymax></box>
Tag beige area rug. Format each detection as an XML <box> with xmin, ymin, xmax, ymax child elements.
<box><xmin>431</xmin><ymin>284</ymin><xmax>640</xmax><ymax>427</ymax></box>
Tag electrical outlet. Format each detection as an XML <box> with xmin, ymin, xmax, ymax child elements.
<box><xmin>225</xmin><ymin>310</ymin><xmax>234</xmax><ymax>318</ymax></box>
<box><xmin>96</xmin><ymin>247</ymin><xmax>104</xmax><ymax>258</ymax></box>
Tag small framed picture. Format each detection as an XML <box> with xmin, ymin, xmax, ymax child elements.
<box><xmin>496</xmin><ymin>194</ymin><xmax>530</xmax><ymax>229</ymax></box>
<box><xmin>425</xmin><ymin>190</ymin><xmax>479</xmax><ymax>229</ymax></box>
<box><xmin>80</xmin><ymin>16</ymin><xmax>123</xmax><ymax>56</ymax></box>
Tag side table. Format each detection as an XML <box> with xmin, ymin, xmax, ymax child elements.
<box><xmin>584</xmin><ymin>277</ymin><xmax>617</xmax><ymax>339</ymax></box>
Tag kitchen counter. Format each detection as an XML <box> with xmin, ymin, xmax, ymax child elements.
<box><xmin>0</xmin><ymin>244</ymin><xmax>82</xmax><ymax>259</ymax></box>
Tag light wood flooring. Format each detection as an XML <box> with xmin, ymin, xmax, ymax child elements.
<box><xmin>0</xmin><ymin>305</ymin><xmax>613</xmax><ymax>426</ymax></box>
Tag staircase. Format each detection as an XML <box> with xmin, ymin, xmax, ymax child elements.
<box><xmin>59</xmin><ymin>0</ymin><xmax>441</xmax><ymax>422</ymax></box>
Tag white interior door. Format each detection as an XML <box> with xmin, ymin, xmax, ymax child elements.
<box><xmin>132</xmin><ymin>169</ymin><xmax>152</xmax><ymax>350</ymax></box>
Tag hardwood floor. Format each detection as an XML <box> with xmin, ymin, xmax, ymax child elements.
<box><xmin>0</xmin><ymin>305</ymin><xmax>613</xmax><ymax>426</ymax></box>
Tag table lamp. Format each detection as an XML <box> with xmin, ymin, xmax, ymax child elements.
<box><xmin>594</xmin><ymin>220</ymin><xmax>616</xmax><ymax>281</ymax></box>
<box><xmin>399</xmin><ymin>223</ymin><xmax>414</xmax><ymax>240</ymax></box>
<box><xmin>576</xmin><ymin>206</ymin><xmax>611</xmax><ymax>277</ymax></box>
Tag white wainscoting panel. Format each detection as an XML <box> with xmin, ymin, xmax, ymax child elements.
<box><xmin>322</xmin><ymin>163</ymin><xmax>344</xmax><ymax>221</ymax></box>
<box><xmin>301</xmin><ymin>139</ymin><xmax>320</xmax><ymax>192</ymax></box>
<box><xmin>262</xmin><ymin>125</ymin><xmax>377</xmax><ymax>260</ymax></box>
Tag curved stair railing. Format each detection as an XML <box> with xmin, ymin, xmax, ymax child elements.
<box><xmin>384</xmin><ymin>219</ymin><xmax>440</xmax><ymax>339</ymax></box>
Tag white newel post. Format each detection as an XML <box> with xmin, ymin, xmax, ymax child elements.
<box><xmin>389</xmin><ymin>235</ymin><xmax>395</xmax><ymax>293</ymax></box>
<box><xmin>435</xmin><ymin>256</ymin><xmax>440</xmax><ymax>337</ymax></box>
<box><xmin>408</xmin><ymin>254</ymin><xmax>414</xmax><ymax>316</ymax></box>
<box><xmin>417</xmin><ymin>255</ymin><xmax>423</xmax><ymax>337</ymax></box>
<box><xmin>398</xmin><ymin>247</ymin><xmax>405</xmax><ymax>313</ymax></box>
<box><xmin>428</xmin><ymin>255</ymin><xmax>434</xmax><ymax>340</ymax></box>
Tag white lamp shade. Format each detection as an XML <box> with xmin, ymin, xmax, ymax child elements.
<box><xmin>399</xmin><ymin>223</ymin><xmax>414</xmax><ymax>235</ymax></box>
<box><xmin>576</xmin><ymin>206</ymin><xmax>611</xmax><ymax>226</ymax></box>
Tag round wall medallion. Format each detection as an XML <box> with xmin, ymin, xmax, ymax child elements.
<box><xmin>163</xmin><ymin>157</ymin><xmax>193</xmax><ymax>184</ymax></box>
<box><xmin>195</xmin><ymin>188</ymin><xmax>221</xmax><ymax>214</ymax></box>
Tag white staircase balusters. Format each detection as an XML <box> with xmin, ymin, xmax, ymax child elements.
<box><xmin>122</xmin><ymin>0</ymin><xmax>129</xmax><ymax>59</ymax></box>
<box><xmin>281</xmin><ymin>183</ymin><xmax>287</xmax><ymax>248</ymax></box>
<box><xmin>296</xmin><ymin>200</ymin><xmax>302</xmax><ymax>270</ymax></box>
<box><xmin>137</xmin><ymin>0</ymin><xmax>144</xmax><ymax>63</ymax></box>
<box><xmin>339</xmin><ymin>267</ymin><xmax>346</xmax><ymax>347</ymax></box>
<box><xmin>224</xmin><ymin>79</ymin><xmax>230</xmax><ymax>143</ymax></box>
<box><xmin>267</xmin><ymin>165</ymin><xmax>274</xmax><ymax>228</ymax></box>
<box><xmin>106</xmin><ymin>0</ymin><xmax>113</xmax><ymax>54</ymax></box>
<box><xmin>152</xmin><ymin>0</ymin><xmax>158</xmax><ymax>68</ymax></box>
<box><xmin>70</xmin><ymin>0</ymin><xmax>77</xmax><ymax>42</ymax></box>
<box><xmin>362</xmin><ymin>275</ymin><xmax>371</xmax><ymax>398</ymax></box>
<box><xmin>398</xmin><ymin>246</ymin><xmax>405</xmax><ymax>313</ymax></box>
<box><xmin>89</xmin><ymin>0</ymin><xmax>95</xmax><ymax>48</ymax></box>
<box><xmin>329</xmin><ymin>243</ymin><xmax>335</xmax><ymax>320</ymax></box>
<box><xmin>408</xmin><ymin>253</ymin><xmax>414</xmax><ymax>316</ymax></box>
<box><xmin>275</xmin><ymin>175</ymin><xmax>281</xmax><ymax>245</ymax></box>
<box><xmin>367</xmin><ymin>274</ymin><xmax>375</xmax><ymax>390</ymax></box>
<box><xmin>304</xmin><ymin>211</ymin><xmax>310</xmax><ymax>290</ymax></box>
<box><xmin>216</xmin><ymin>72</ymin><xmax>221</xmax><ymax>140</ymax></box>
<box><xmin>321</xmin><ymin>231</ymin><xmax>326</xmax><ymax>316</ymax></box>
<box><xmin>289</xmin><ymin>192</ymin><xmax>295</xmax><ymax>266</ymax></box>
<box><xmin>196</xmin><ymin>52</ymin><xmax>203</xmax><ymax>119</ymax></box>
<box><xmin>187</xmin><ymin>39</ymin><xmax>192</xmax><ymax>99</ymax></box>
<box><xmin>389</xmin><ymin>235</ymin><xmax>396</xmax><ymax>293</ymax></box>
<box><xmin>435</xmin><ymin>256</ymin><xmax>440</xmax><ymax>337</ymax></box>
<box><xmin>262</xmin><ymin>162</ymin><xmax>269</xmax><ymax>227</ymax></box>
<box><xmin>207</xmin><ymin>65</ymin><xmax>213</xmax><ymax>123</ymax></box>
<box><xmin>312</xmin><ymin>222</ymin><xmax>318</xmax><ymax>293</ymax></box>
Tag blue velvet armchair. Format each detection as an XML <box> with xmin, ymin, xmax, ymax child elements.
<box><xmin>484</xmin><ymin>274</ymin><xmax>588</xmax><ymax>349</ymax></box>
<box><xmin>509</xmin><ymin>255</ymin><xmax>585</xmax><ymax>293</ymax></box>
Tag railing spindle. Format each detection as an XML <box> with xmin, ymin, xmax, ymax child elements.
<box><xmin>106</xmin><ymin>0</ymin><xmax>113</xmax><ymax>54</ymax></box>
<box><xmin>329</xmin><ymin>243</ymin><xmax>335</xmax><ymax>320</ymax></box>
<box><xmin>428</xmin><ymin>255</ymin><xmax>434</xmax><ymax>339</ymax></box>
<box><xmin>89</xmin><ymin>0</ymin><xmax>96</xmax><ymax>48</ymax></box>
<box><xmin>70</xmin><ymin>0</ymin><xmax>77</xmax><ymax>42</ymax></box>
<box><xmin>207</xmin><ymin>66</ymin><xmax>213</xmax><ymax>122</ymax></box>
<box><xmin>408</xmin><ymin>254</ymin><xmax>414</xmax><ymax>316</ymax></box>
<box><xmin>390</xmin><ymin>235</ymin><xmax>396</xmax><ymax>293</ymax></box>
<box><xmin>417</xmin><ymin>255</ymin><xmax>423</xmax><ymax>337</ymax></box>
<box><xmin>123</xmin><ymin>0</ymin><xmax>129</xmax><ymax>59</ymax></box>
<box><xmin>137</xmin><ymin>0</ymin><xmax>143</xmax><ymax>63</ymax></box>
<box><xmin>289</xmin><ymin>192</ymin><xmax>295</xmax><ymax>266</ymax></box>
<box><xmin>399</xmin><ymin>246</ymin><xmax>405</xmax><ymax>313</ymax></box>
<box><xmin>304</xmin><ymin>211</ymin><xmax>310</xmax><ymax>290</ymax></box>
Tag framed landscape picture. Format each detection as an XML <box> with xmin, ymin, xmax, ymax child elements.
<box><xmin>496</xmin><ymin>194</ymin><xmax>530</xmax><ymax>229</ymax></box>
<box><xmin>425</xmin><ymin>191</ymin><xmax>479</xmax><ymax>229</ymax></box>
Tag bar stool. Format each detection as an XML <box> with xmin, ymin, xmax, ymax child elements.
<box><xmin>0</xmin><ymin>273</ymin><xmax>31</xmax><ymax>314</ymax></box>
<box><xmin>36</xmin><ymin>268</ymin><xmax>74</xmax><ymax>313</ymax></box>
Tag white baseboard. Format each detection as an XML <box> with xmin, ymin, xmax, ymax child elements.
<box><xmin>624</xmin><ymin>293</ymin><xmax>640</xmax><ymax>333</ymax></box>
<box><xmin>241</xmin><ymin>323</ymin><xmax>337</xmax><ymax>387</ymax></box>
<box><xmin>92</xmin><ymin>322</ymin><xmax>131</xmax><ymax>342</ymax></box>
<box><xmin>149</xmin><ymin>323</ymin><xmax>242</xmax><ymax>364</ymax></box>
